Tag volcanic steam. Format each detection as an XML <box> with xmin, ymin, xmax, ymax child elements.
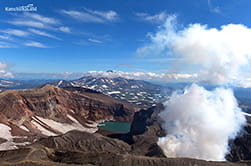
<box><xmin>139</xmin><ymin>16</ymin><xmax>250</xmax><ymax>160</ymax></box>
<box><xmin>158</xmin><ymin>84</ymin><xmax>246</xmax><ymax>161</ymax></box>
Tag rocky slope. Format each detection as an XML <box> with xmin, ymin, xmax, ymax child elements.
<box><xmin>0</xmin><ymin>130</ymin><xmax>248</xmax><ymax>166</ymax></box>
<box><xmin>0</xmin><ymin>85</ymin><xmax>138</xmax><ymax>151</ymax></box>
<box><xmin>0</xmin><ymin>104</ymin><xmax>250</xmax><ymax>165</ymax></box>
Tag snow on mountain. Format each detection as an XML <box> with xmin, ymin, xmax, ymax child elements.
<box><xmin>51</xmin><ymin>74</ymin><xmax>172</xmax><ymax>106</ymax></box>
<box><xmin>0</xmin><ymin>79</ymin><xmax>21</xmax><ymax>91</ymax></box>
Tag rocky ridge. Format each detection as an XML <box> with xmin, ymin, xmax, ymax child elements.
<box><xmin>0</xmin><ymin>85</ymin><xmax>138</xmax><ymax>151</ymax></box>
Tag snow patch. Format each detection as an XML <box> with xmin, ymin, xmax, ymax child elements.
<box><xmin>242</xmin><ymin>112</ymin><xmax>251</xmax><ymax>117</ymax></box>
<box><xmin>107</xmin><ymin>91</ymin><xmax>121</xmax><ymax>95</ymax></box>
<box><xmin>20</xmin><ymin>125</ymin><xmax>29</xmax><ymax>132</ymax></box>
<box><xmin>0</xmin><ymin>123</ymin><xmax>12</xmax><ymax>140</ymax></box>
<box><xmin>102</xmin><ymin>85</ymin><xmax>108</xmax><ymax>88</ymax></box>
<box><xmin>0</xmin><ymin>123</ymin><xmax>30</xmax><ymax>150</ymax></box>
<box><xmin>89</xmin><ymin>85</ymin><xmax>97</xmax><ymax>89</ymax></box>
<box><xmin>70</xmin><ymin>82</ymin><xmax>77</xmax><ymax>87</ymax></box>
<box><xmin>31</xmin><ymin>120</ymin><xmax>57</xmax><ymax>136</ymax></box>
<box><xmin>57</xmin><ymin>80</ymin><xmax>63</xmax><ymax>87</ymax></box>
<box><xmin>67</xmin><ymin>114</ymin><xmax>79</xmax><ymax>123</ymax></box>
<box><xmin>35</xmin><ymin>116</ymin><xmax>97</xmax><ymax>135</ymax></box>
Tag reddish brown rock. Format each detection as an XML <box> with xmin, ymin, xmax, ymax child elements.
<box><xmin>0</xmin><ymin>85</ymin><xmax>139</xmax><ymax>149</ymax></box>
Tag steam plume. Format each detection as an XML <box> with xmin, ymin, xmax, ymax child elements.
<box><xmin>138</xmin><ymin>15</ymin><xmax>249</xmax><ymax>161</ymax></box>
<box><xmin>158</xmin><ymin>84</ymin><xmax>246</xmax><ymax>161</ymax></box>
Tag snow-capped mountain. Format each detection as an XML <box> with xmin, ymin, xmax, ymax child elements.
<box><xmin>0</xmin><ymin>79</ymin><xmax>21</xmax><ymax>91</ymax></box>
<box><xmin>74</xmin><ymin>76</ymin><xmax>171</xmax><ymax>106</ymax></box>
<box><xmin>51</xmin><ymin>75</ymin><xmax>172</xmax><ymax>106</ymax></box>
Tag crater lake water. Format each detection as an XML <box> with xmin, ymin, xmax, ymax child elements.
<box><xmin>98</xmin><ymin>121</ymin><xmax>131</xmax><ymax>133</ymax></box>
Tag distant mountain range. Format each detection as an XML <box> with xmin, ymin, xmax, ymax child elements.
<box><xmin>49</xmin><ymin>76</ymin><xmax>172</xmax><ymax>107</ymax></box>
<box><xmin>2</xmin><ymin>70</ymin><xmax>251</xmax><ymax>109</ymax></box>
<box><xmin>0</xmin><ymin>78</ymin><xmax>56</xmax><ymax>91</ymax></box>
<box><xmin>0</xmin><ymin>79</ymin><xmax>21</xmax><ymax>91</ymax></box>
<box><xmin>0</xmin><ymin>72</ymin><xmax>172</xmax><ymax>107</ymax></box>
<box><xmin>13</xmin><ymin>70</ymin><xmax>197</xmax><ymax>82</ymax></box>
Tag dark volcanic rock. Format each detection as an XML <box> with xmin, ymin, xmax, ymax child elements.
<box><xmin>0</xmin><ymin>138</ymin><xmax>7</xmax><ymax>144</ymax></box>
<box><xmin>227</xmin><ymin>125</ymin><xmax>251</xmax><ymax>162</ymax></box>
<box><xmin>48</xmin><ymin>152</ymin><xmax>248</xmax><ymax>166</ymax></box>
<box><xmin>129</xmin><ymin>104</ymin><xmax>166</xmax><ymax>157</ymax></box>
<box><xmin>107</xmin><ymin>105</ymin><xmax>166</xmax><ymax>157</ymax></box>
<box><xmin>37</xmin><ymin>130</ymin><xmax>131</xmax><ymax>154</ymax></box>
<box><xmin>0</xmin><ymin>130</ymin><xmax>249</xmax><ymax>166</ymax></box>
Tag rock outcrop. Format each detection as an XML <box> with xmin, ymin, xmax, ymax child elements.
<box><xmin>0</xmin><ymin>85</ymin><xmax>138</xmax><ymax>150</ymax></box>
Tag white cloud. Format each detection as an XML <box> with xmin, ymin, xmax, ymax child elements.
<box><xmin>24</xmin><ymin>13</ymin><xmax>59</xmax><ymax>24</ymax></box>
<box><xmin>0</xmin><ymin>35</ymin><xmax>11</xmax><ymax>40</ymax></box>
<box><xmin>137</xmin><ymin>15</ymin><xmax>251</xmax><ymax>85</ymax></box>
<box><xmin>0</xmin><ymin>62</ymin><xmax>13</xmax><ymax>77</ymax></box>
<box><xmin>83</xmin><ymin>70</ymin><xmax>198</xmax><ymax>82</ymax></box>
<box><xmin>208</xmin><ymin>0</ymin><xmax>222</xmax><ymax>14</ymax></box>
<box><xmin>0</xmin><ymin>42</ymin><xmax>12</xmax><ymax>48</ymax></box>
<box><xmin>8</xmin><ymin>13</ymin><xmax>70</xmax><ymax>34</ymax></box>
<box><xmin>25</xmin><ymin>41</ymin><xmax>47</xmax><ymax>48</ymax></box>
<box><xmin>8</xmin><ymin>20</ymin><xmax>47</xmax><ymax>29</ymax></box>
<box><xmin>0</xmin><ymin>45</ymin><xmax>10</xmax><ymax>48</ymax></box>
<box><xmin>29</xmin><ymin>29</ymin><xmax>61</xmax><ymax>40</ymax></box>
<box><xmin>1</xmin><ymin>29</ymin><xmax>29</xmax><ymax>37</ymax></box>
<box><xmin>211</xmin><ymin>6</ymin><xmax>221</xmax><ymax>14</ymax></box>
<box><xmin>61</xmin><ymin>10</ymin><xmax>104</xmax><ymax>23</ymax></box>
<box><xmin>58</xmin><ymin>26</ymin><xmax>71</xmax><ymax>33</ymax></box>
<box><xmin>8</xmin><ymin>13</ymin><xmax>59</xmax><ymax>29</ymax></box>
<box><xmin>4</xmin><ymin>13</ymin><xmax>72</xmax><ymax>47</ymax></box>
<box><xmin>85</xmin><ymin>8</ymin><xmax>119</xmax><ymax>21</ymax></box>
<box><xmin>88</xmin><ymin>38</ymin><xmax>103</xmax><ymax>44</ymax></box>
<box><xmin>135</xmin><ymin>11</ymin><xmax>168</xmax><ymax>23</ymax></box>
<box><xmin>12</xmin><ymin>70</ymin><xmax>198</xmax><ymax>81</ymax></box>
<box><xmin>61</xmin><ymin>9</ymin><xmax>119</xmax><ymax>23</ymax></box>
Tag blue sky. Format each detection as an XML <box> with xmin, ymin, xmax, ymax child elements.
<box><xmin>0</xmin><ymin>0</ymin><xmax>251</xmax><ymax>77</ymax></box>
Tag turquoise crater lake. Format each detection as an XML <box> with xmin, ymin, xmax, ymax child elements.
<box><xmin>98</xmin><ymin>121</ymin><xmax>131</xmax><ymax>133</ymax></box>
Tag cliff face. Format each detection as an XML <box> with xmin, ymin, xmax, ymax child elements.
<box><xmin>0</xmin><ymin>85</ymin><xmax>138</xmax><ymax>150</ymax></box>
<box><xmin>227</xmin><ymin>125</ymin><xmax>251</xmax><ymax>161</ymax></box>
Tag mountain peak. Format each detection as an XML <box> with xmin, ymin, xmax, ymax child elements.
<box><xmin>106</xmin><ymin>70</ymin><xmax>114</xmax><ymax>73</ymax></box>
